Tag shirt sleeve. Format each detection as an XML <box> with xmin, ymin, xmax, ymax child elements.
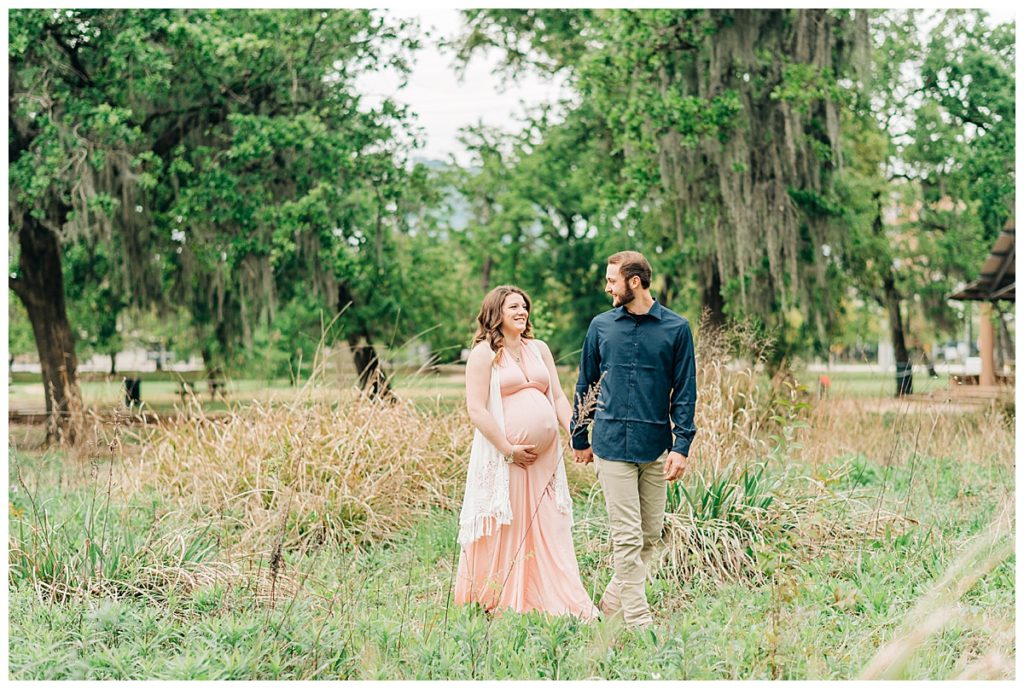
<box><xmin>669</xmin><ymin>320</ymin><xmax>697</xmax><ymax>456</ymax></box>
<box><xmin>570</xmin><ymin>319</ymin><xmax>601</xmax><ymax>450</ymax></box>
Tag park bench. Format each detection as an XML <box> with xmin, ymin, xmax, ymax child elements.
<box><xmin>177</xmin><ymin>379</ymin><xmax>227</xmax><ymax>401</ymax></box>
<box><xmin>207</xmin><ymin>379</ymin><xmax>226</xmax><ymax>400</ymax></box>
<box><xmin>950</xmin><ymin>373</ymin><xmax>1014</xmax><ymax>387</ymax></box>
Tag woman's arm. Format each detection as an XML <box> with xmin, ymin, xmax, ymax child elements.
<box><xmin>466</xmin><ymin>342</ymin><xmax>539</xmax><ymax>467</ymax></box>
<box><xmin>537</xmin><ymin>340</ymin><xmax>573</xmax><ymax>435</ymax></box>
<box><xmin>465</xmin><ymin>343</ymin><xmax>515</xmax><ymax>454</ymax></box>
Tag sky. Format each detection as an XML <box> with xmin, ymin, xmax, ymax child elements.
<box><xmin>355</xmin><ymin>9</ymin><xmax>570</xmax><ymax>166</ymax></box>
<box><xmin>357</xmin><ymin>6</ymin><xmax>1016</xmax><ymax>166</ymax></box>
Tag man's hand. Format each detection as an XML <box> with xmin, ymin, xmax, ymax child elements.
<box><xmin>573</xmin><ymin>447</ymin><xmax>594</xmax><ymax>464</ymax></box>
<box><xmin>663</xmin><ymin>451</ymin><xmax>687</xmax><ymax>481</ymax></box>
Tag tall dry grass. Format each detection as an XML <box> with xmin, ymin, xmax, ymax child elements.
<box><xmin>659</xmin><ymin>315</ymin><xmax>821</xmax><ymax>585</ymax></box>
<box><xmin>687</xmin><ymin>315</ymin><xmax>789</xmax><ymax>475</ymax></box>
<box><xmin>655</xmin><ymin>310</ymin><xmax>1015</xmax><ymax>587</ymax></box>
<box><xmin>799</xmin><ymin>396</ymin><xmax>1014</xmax><ymax>470</ymax></box>
<box><xmin>118</xmin><ymin>391</ymin><xmax>472</xmax><ymax>554</ymax></box>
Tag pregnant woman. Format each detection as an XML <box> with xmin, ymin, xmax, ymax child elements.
<box><xmin>454</xmin><ymin>285</ymin><xmax>598</xmax><ymax>620</ymax></box>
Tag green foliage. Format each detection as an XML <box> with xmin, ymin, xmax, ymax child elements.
<box><xmin>9</xmin><ymin>7</ymin><xmax>1014</xmax><ymax>385</ymax></box>
<box><xmin>454</xmin><ymin>9</ymin><xmax>597</xmax><ymax>77</ymax></box>
<box><xmin>916</xmin><ymin>10</ymin><xmax>1015</xmax><ymax>238</ymax></box>
<box><xmin>9</xmin><ymin>9</ymin><xmax>437</xmax><ymax>379</ymax></box>
<box><xmin>451</xmin><ymin>9</ymin><xmax>869</xmax><ymax>362</ymax></box>
<box><xmin>8</xmin><ymin>434</ymin><xmax>1014</xmax><ymax>679</ymax></box>
<box><xmin>247</xmin><ymin>293</ymin><xmax>332</xmax><ymax>381</ymax></box>
<box><xmin>62</xmin><ymin>242</ymin><xmax>125</xmax><ymax>361</ymax></box>
<box><xmin>8</xmin><ymin>454</ymin><xmax>220</xmax><ymax>603</ymax></box>
<box><xmin>665</xmin><ymin>460</ymin><xmax>776</xmax><ymax>526</ymax></box>
<box><xmin>447</xmin><ymin>112</ymin><xmax>619</xmax><ymax>359</ymax></box>
<box><xmin>837</xmin><ymin>9</ymin><xmax>1014</xmax><ymax>345</ymax></box>
<box><xmin>8</xmin><ymin>296</ymin><xmax>37</xmax><ymax>359</ymax></box>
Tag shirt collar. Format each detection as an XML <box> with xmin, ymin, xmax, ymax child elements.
<box><xmin>614</xmin><ymin>299</ymin><xmax>664</xmax><ymax>321</ymax></box>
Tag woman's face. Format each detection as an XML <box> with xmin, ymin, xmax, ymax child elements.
<box><xmin>500</xmin><ymin>292</ymin><xmax>529</xmax><ymax>336</ymax></box>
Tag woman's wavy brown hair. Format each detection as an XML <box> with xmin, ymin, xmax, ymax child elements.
<box><xmin>472</xmin><ymin>285</ymin><xmax>534</xmax><ymax>364</ymax></box>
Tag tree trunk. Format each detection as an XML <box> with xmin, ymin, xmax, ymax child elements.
<box><xmin>349</xmin><ymin>337</ymin><xmax>393</xmax><ymax>399</ymax></box>
<box><xmin>661</xmin><ymin>271</ymin><xmax>677</xmax><ymax>309</ymax></box>
<box><xmin>873</xmin><ymin>193</ymin><xmax>912</xmax><ymax>396</ymax></box>
<box><xmin>879</xmin><ymin>282</ymin><xmax>912</xmax><ymax>396</ymax></box>
<box><xmin>337</xmin><ymin>282</ymin><xmax>394</xmax><ymax>401</ymax></box>
<box><xmin>700</xmin><ymin>259</ymin><xmax>727</xmax><ymax>329</ymax></box>
<box><xmin>878</xmin><ymin>280</ymin><xmax>912</xmax><ymax>396</ymax></box>
<box><xmin>109</xmin><ymin>350</ymin><xmax>117</xmax><ymax>376</ymax></box>
<box><xmin>996</xmin><ymin>306</ymin><xmax>1014</xmax><ymax>371</ymax></box>
<box><xmin>481</xmin><ymin>255</ymin><xmax>493</xmax><ymax>292</ymax></box>
<box><xmin>880</xmin><ymin>278</ymin><xmax>913</xmax><ymax>397</ymax></box>
<box><xmin>10</xmin><ymin>213</ymin><xmax>82</xmax><ymax>444</ymax></box>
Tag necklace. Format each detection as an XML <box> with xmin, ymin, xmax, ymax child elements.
<box><xmin>506</xmin><ymin>346</ymin><xmax>522</xmax><ymax>362</ymax></box>
<box><xmin>506</xmin><ymin>342</ymin><xmax>530</xmax><ymax>381</ymax></box>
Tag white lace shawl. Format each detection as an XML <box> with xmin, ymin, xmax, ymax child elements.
<box><xmin>457</xmin><ymin>340</ymin><xmax>573</xmax><ymax>546</ymax></box>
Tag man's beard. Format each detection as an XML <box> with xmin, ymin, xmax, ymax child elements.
<box><xmin>613</xmin><ymin>284</ymin><xmax>636</xmax><ymax>307</ymax></box>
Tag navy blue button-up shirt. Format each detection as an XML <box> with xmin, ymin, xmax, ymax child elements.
<box><xmin>570</xmin><ymin>300</ymin><xmax>697</xmax><ymax>463</ymax></box>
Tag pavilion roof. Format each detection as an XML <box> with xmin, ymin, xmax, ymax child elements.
<box><xmin>950</xmin><ymin>216</ymin><xmax>1015</xmax><ymax>302</ymax></box>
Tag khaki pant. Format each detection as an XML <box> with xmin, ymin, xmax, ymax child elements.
<box><xmin>594</xmin><ymin>453</ymin><xmax>667</xmax><ymax>627</ymax></box>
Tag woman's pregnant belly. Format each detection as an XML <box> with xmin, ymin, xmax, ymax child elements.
<box><xmin>502</xmin><ymin>388</ymin><xmax>558</xmax><ymax>452</ymax></box>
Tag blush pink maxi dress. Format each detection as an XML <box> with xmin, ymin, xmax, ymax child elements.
<box><xmin>454</xmin><ymin>348</ymin><xmax>599</xmax><ymax>620</ymax></box>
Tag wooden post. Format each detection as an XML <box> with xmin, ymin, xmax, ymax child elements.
<box><xmin>979</xmin><ymin>302</ymin><xmax>996</xmax><ymax>386</ymax></box>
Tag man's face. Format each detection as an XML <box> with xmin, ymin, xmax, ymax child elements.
<box><xmin>605</xmin><ymin>264</ymin><xmax>636</xmax><ymax>308</ymax></box>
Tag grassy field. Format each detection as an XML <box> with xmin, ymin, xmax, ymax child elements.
<box><xmin>7</xmin><ymin>433</ymin><xmax>1014</xmax><ymax>678</ymax></box>
<box><xmin>7</xmin><ymin>346</ymin><xmax>1015</xmax><ymax>679</ymax></box>
<box><xmin>9</xmin><ymin>363</ymin><xmax>958</xmax><ymax>413</ymax></box>
<box><xmin>7</xmin><ymin>370</ymin><xmax>470</xmax><ymax>414</ymax></box>
<box><xmin>793</xmin><ymin>370</ymin><xmax>952</xmax><ymax>398</ymax></box>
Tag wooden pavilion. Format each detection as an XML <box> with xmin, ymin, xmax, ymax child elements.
<box><xmin>949</xmin><ymin>215</ymin><xmax>1014</xmax><ymax>388</ymax></box>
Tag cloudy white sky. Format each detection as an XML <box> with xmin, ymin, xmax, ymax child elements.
<box><xmin>356</xmin><ymin>8</ymin><xmax>570</xmax><ymax>165</ymax></box>
<box><xmin>358</xmin><ymin>6</ymin><xmax>1016</xmax><ymax>166</ymax></box>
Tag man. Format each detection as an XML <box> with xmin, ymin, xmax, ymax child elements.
<box><xmin>570</xmin><ymin>250</ymin><xmax>697</xmax><ymax>629</ymax></box>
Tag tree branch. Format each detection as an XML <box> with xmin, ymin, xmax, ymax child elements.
<box><xmin>304</xmin><ymin>14</ymin><xmax>330</xmax><ymax>66</ymax></box>
<box><xmin>918</xmin><ymin>218</ymin><xmax>951</xmax><ymax>232</ymax></box>
<box><xmin>45</xmin><ymin>23</ymin><xmax>94</xmax><ymax>88</ymax></box>
<box><xmin>141</xmin><ymin>102</ymin><xmax>217</xmax><ymax>134</ymax></box>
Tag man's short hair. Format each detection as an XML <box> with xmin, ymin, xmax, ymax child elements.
<box><xmin>608</xmin><ymin>251</ymin><xmax>652</xmax><ymax>289</ymax></box>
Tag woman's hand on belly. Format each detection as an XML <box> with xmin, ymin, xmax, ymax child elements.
<box><xmin>504</xmin><ymin>390</ymin><xmax>558</xmax><ymax>451</ymax></box>
<box><xmin>508</xmin><ymin>421</ymin><xmax>556</xmax><ymax>454</ymax></box>
<box><xmin>509</xmin><ymin>443</ymin><xmax>539</xmax><ymax>468</ymax></box>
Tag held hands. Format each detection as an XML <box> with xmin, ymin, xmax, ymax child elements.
<box><xmin>573</xmin><ymin>447</ymin><xmax>594</xmax><ymax>464</ymax></box>
<box><xmin>508</xmin><ymin>444</ymin><xmax>538</xmax><ymax>468</ymax></box>
<box><xmin>663</xmin><ymin>451</ymin><xmax>687</xmax><ymax>482</ymax></box>
<box><xmin>570</xmin><ymin>446</ymin><xmax>684</xmax><ymax>475</ymax></box>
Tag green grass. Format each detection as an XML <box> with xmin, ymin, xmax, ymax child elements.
<box><xmin>794</xmin><ymin>370</ymin><xmax>951</xmax><ymax>398</ymax></box>
<box><xmin>8</xmin><ymin>438</ymin><xmax>1013</xmax><ymax>680</ymax></box>
<box><xmin>9</xmin><ymin>368</ymin><xmax>956</xmax><ymax>418</ymax></box>
<box><xmin>8</xmin><ymin>372</ymin><xmax>474</xmax><ymax>415</ymax></box>
<box><xmin>8</xmin><ymin>379</ymin><xmax>293</xmax><ymax>413</ymax></box>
